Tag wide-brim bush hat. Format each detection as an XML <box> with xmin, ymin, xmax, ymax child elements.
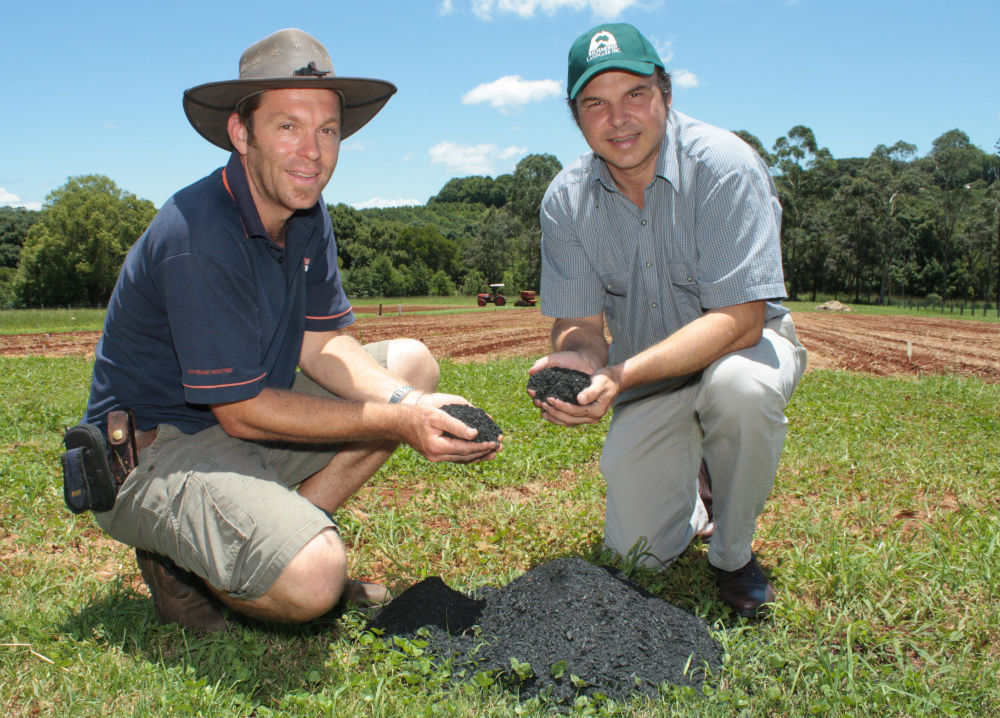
<box><xmin>183</xmin><ymin>28</ymin><xmax>396</xmax><ymax>151</ymax></box>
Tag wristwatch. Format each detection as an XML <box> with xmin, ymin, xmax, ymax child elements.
<box><xmin>388</xmin><ymin>385</ymin><xmax>415</xmax><ymax>404</ymax></box>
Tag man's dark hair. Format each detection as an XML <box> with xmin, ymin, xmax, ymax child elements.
<box><xmin>567</xmin><ymin>67</ymin><xmax>672</xmax><ymax>127</ymax></box>
<box><xmin>235</xmin><ymin>92</ymin><xmax>265</xmax><ymax>142</ymax></box>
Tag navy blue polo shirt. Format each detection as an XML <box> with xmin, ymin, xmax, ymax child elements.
<box><xmin>84</xmin><ymin>152</ymin><xmax>355</xmax><ymax>434</ymax></box>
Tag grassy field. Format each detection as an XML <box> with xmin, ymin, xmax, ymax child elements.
<box><xmin>1</xmin><ymin>326</ymin><xmax>998</xmax><ymax>715</ymax></box>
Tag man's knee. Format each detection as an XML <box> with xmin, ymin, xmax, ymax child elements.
<box><xmin>700</xmin><ymin>354</ymin><xmax>786</xmax><ymax>423</ymax></box>
<box><xmin>386</xmin><ymin>338</ymin><xmax>439</xmax><ymax>391</ymax></box>
<box><xmin>266</xmin><ymin>528</ymin><xmax>347</xmax><ymax>621</ymax></box>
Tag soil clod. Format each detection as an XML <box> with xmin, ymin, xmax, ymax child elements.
<box><xmin>367</xmin><ymin>557</ymin><xmax>722</xmax><ymax>704</ymax></box>
<box><xmin>527</xmin><ymin>367</ymin><xmax>592</xmax><ymax>404</ymax></box>
<box><xmin>440</xmin><ymin>403</ymin><xmax>502</xmax><ymax>443</ymax></box>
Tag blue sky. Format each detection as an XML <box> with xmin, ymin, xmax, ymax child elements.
<box><xmin>2</xmin><ymin>0</ymin><xmax>998</xmax><ymax>211</ymax></box>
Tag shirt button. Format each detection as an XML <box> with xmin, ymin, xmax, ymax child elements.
<box><xmin>686</xmin><ymin>275</ymin><xmax>694</xmax><ymax>282</ymax></box>
<box><xmin>646</xmin><ymin>262</ymin><xmax>652</xmax><ymax>267</ymax></box>
<box><xmin>651</xmin><ymin>302</ymin><xmax>658</xmax><ymax>309</ymax></box>
<box><xmin>640</xmin><ymin>220</ymin><xmax>648</xmax><ymax>226</ymax></box>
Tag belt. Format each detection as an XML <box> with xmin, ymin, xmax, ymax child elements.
<box><xmin>135</xmin><ymin>426</ymin><xmax>159</xmax><ymax>452</ymax></box>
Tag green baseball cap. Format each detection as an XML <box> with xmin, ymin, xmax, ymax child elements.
<box><xmin>567</xmin><ymin>23</ymin><xmax>664</xmax><ymax>100</ymax></box>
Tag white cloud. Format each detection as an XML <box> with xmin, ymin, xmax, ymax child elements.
<box><xmin>463</xmin><ymin>75</ymin><xmax>562</xmax><ymax>113</ymax></box>
<box><xmin>672</xmin><ymin>69</ymin><xmax>699</xmax><ymax>89</ymax></box>
<box><xmin>342</xmin><ymin>139</ymin><xmax>367</xmax><ymax>152</ymax></box>
<box><xmin>429</xmin><ymin>141</ymin><xmax>528</xmax><ymax>174</ymax></box>
<box><xmin>470</xmin><ymin>0</ymin><xmax>640</xmax><ymax>20</ymax></box>
<box><xmin>352</xmin><ymin>196</ymin><xmax>422</xmax><ymax>209</ymax></box>
<box><xmin>439</xmin><ymin>0</ymin><xmax>455</xmax><ymax>14</ymax></box>
<box><xmin>653</xmin><ymin>39</ymin><xmax>674</xmax><ymax>64</ymax></box>
<box><xmin>0</xmin><ymin>187</ymin><xmax>41</xmax><ymax>210</ymax></box>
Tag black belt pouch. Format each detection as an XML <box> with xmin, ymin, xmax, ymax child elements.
<box><xmin>61</xmin><ymin>423</ymin><xmax>116</xmax><ymax>513</ymax></box>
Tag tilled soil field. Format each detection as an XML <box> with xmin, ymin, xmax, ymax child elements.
<box><xmin>2</xmin><ymin>307</ymin><xmax>999</xmax><ymax>382</ymax></box>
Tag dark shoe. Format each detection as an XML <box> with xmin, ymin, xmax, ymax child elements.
<box><xmin>711</xmin><ymin>554</ymin><xmax>776</xmax><ymax>618</ymax></box>
<box><xmin>135</xmin><ymin>549</ymin><xmax>227</xmax><ymax>633</ymax></box>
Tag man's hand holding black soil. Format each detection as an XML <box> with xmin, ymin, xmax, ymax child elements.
<box><xmin>400</xmin><ymin>391</ymin><xmax>502</xmax><ymax>463</ymax></box>
<box><xmin>527</xmin><ymin>352</ymin><xmax>621</xmax><ymax>427</ymax></box>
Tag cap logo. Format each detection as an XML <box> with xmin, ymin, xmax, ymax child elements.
<box><xmin>587</xmin><ymin>31</ymin><xmax>620</xmax><ymax>62</ymax></box>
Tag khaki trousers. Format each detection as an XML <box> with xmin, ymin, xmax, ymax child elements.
<box><xmin>601</xmin><ymin>313</ymin><xmax>807</xmax><ymax>571</ymax></box>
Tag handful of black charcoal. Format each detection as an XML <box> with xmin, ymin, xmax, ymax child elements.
<box><xmin>527</xmin><ymin>367</ymin><xmax>593</xmax><ymax>405</ymax></box>
<box><xmin>440</xmin><ymin>404</ymin><xmax>502</xmax><ymax>443</ymax></box>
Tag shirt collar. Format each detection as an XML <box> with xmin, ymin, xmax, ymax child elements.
<box><xmin>221</xmin><ymin>152</ymin><xmax>269</xmax><ymax>239</ymax></box>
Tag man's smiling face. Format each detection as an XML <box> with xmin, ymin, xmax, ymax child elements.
<box><xmin>230</xmin><ymin>87</ymin><xmax>342</xmax><ymax>238</ymax></box>
<box><xmin>575</xmin><ymin>70</ymin><xmax>668</xmax><ymax>191</ymax></box>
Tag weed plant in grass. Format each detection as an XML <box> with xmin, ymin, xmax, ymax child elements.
<box><xmin>2</xmin><ymin>356</ymin><xmax>999</xmax><ymax>717</ymax></box>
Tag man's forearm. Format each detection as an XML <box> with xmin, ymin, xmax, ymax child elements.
<box><xmin>615</xmin><ymin>301</ymin><xmax>766</xmax><ymax>392</ymax></box>
<box><xmin>299</xmin><ymin>331</ymin><xmax>406</xmax><ymax>403</ymax></box>
<box><xmin>212</xmin><ymin>388</ymin><xmax>409</xmax><ymax>443</ymax></box>
<box><xmin>551</xmin><ymin>316</ymin><xmax>610</xmax><ymax>369</ymax></box>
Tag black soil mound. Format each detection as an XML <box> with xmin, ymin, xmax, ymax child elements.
<box><xmin>440</xmin><ymin>403</ymin><xmax>502</xmax><ymax>443</ymax></box>
<box><xmin>527</xmin><ymin>368</ymin><xmax>592</xmax><ymax>404</ymax></box>
<box><xmin>367</xmin><ymin>558</ymin><xmax>721</xmax><ymax>704</ymax></box>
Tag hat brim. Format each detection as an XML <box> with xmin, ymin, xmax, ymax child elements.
<box><xmin>183</xmin><ymin>77</ymin><xmax>397</xmax><ymax>151</ymax></box>
<box><xmin>569</xmin><ymin>59</ymin><xmax>658</xmax><ymax>100</ymax></box>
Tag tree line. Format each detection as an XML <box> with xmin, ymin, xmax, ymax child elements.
<box><xmin>2</xmin><ymin>127</ymin><xmax>998</xmax><ymax>310</ymax></box>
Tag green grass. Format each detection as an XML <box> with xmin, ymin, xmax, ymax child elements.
<box><xmin>0</xmin><ymin>308</ymin><xmax>108</xmax><ymax>334</ymax></box>
<box><xmin>2</xmin><ymin>353</ymin><xmax>998</xmax><ymax>717</ymax></box>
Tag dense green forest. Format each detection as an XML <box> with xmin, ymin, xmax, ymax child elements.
<box><xmin>2</xmin><ymin>126</ymin><xmax>998</xmax><ymax>310</ymax></box>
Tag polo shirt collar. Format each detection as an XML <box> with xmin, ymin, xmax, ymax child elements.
<box><xmin>222</xmin><ymin>152</ymin><xmax>269</xmax><ymax>239</ymax></box>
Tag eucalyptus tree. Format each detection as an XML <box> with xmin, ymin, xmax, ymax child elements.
<box><xmin>771</xmin><ymin>126</ymin><xmax>837</xmax><ymax>300</ymax></box>
<box><xmin>915</xmin><ymin>129</ymin><xmax>992</xmax><ymax>299</ymax></box>
<box><xmin>834</xmin><ymin>142</ymin><xmax>921</xmax><ymax>303</ymax></box>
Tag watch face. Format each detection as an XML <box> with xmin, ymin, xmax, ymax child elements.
<box><xmin>390</xmin><ymin>386</ymin><xmax>414</xmax><ymax>404</ymax></box>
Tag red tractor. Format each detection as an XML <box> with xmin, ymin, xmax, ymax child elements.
<box><xmin>476</xmin><ymin>283</ymin><xmax>506</xmax><ymax>306</ymax></box>
<box><xmin>515</xmin><ymin>290</ymin><xmax>538</xmax><ymax>307</ymax></box>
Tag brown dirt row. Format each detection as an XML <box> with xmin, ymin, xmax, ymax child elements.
<box><xmin>2</xmin><ymin>308</ymin><xmax>999</xmax><ymax>382</ymax></box>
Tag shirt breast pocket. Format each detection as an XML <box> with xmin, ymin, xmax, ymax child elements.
<box><xmin>668</xmin><ymin>261</ymin><xmax>703</xmax><ymax>317</ymax></box>
<box><xmin>599</xmin><ymin>270</ymin><xmax>629</xmax><ymax>326</ymax></box>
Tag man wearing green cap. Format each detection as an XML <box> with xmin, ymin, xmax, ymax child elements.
<box><xmin>529</xmin><ymin>23</ymin><xmax>807</xmax><ymax>617</ymax></box>
<box><xmin>79</xmin><ymin>28</ymin><xmax>500</xmax><ymax>632</ymax></box>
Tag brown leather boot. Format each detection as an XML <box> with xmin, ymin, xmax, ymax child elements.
<box><xmin>135</xmin><ymin>549</ymin><xmax>227</xmax><ymax>633</ymax></box>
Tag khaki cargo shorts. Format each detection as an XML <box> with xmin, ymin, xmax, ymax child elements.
<box><xmin>94</xmin><ymin>341</ymin><xmax>390</xmax><ymax>600</ymax></box>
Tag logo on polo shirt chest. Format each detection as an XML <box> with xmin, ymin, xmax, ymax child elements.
<box><xmin>588</xmin><ymin>31</ymin><xmax>620</xmax><ymax>62</ymax></box>
<box><xmin>304</xmin><ymin>257</ymin><xmax>311</xmax><ymax>272</ymax></box>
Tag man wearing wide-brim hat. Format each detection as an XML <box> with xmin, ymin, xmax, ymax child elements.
<box><xmin>81</xmin><ymin>28</ymin><xmax>501</xmax><ymax>632</ymax></box>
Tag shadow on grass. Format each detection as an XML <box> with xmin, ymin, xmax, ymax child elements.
<box><xmin>57</xmin><ymin>580</ymin><xmax>360</xmax><ymax>703</ymax></box>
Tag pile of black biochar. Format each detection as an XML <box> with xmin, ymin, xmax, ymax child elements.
<box><xmin>367</xmin><ymin>557</ymin><xmax>721</xmax><ymax>704</ymax></box>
